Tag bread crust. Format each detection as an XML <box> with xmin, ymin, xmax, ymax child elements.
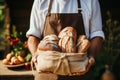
<box><xmin>77</xmin><ymin>35</ymin><xmax>91</xmax><ymax>53</ymax></box>
<box><xmin>38</xmin><ymin>34</ymin><xmax>61</xmax><ymax>52</ymax></box>
<box><xmin>58</xmin><ymin>26</ymin><xmax>77</xmax><ymax>53</ymax></box>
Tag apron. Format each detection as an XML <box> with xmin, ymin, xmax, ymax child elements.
<box><xmin>42</xmin><ymin>0</ymin><xmax>85</xmax><ymax>38</ymax></box>
<box><xmin>35</xmin><ymin>0</ymin><xmax>92</xmax><ymax>80</ymax></box>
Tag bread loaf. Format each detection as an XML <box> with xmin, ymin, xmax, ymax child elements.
<box><xmin>43</xmin><ymin>34</ymin><xmax>59</xmax><ymax>44</ymax></box>
<box><xmin>58</xmin><ymin>26</ymin><xmax>77</xmax><ymax>53</ymax></box>
<box><xmin>38</xmin><ymin>34</ymin><xmax>61</xmax><ymax>52</ymax></box>
<box><xmin>77</xmin><ymin>35</ymin><xmax>91</xmax><ymax>53</ymax></box>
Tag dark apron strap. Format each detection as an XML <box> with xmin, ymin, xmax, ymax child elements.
<box><xmin>77</xmin><ymin>0</ymin><xmax>82</xmax><ymax>14</ymax></box>
<box><xmin>47</xmin><ymin>0</ymin><xmax>82</xmax><ymax>15</ymax></box>
<box><xmin>47</xmin><ymin>0</ymin><xmax>53</xmax><ymax>16</ymax></box>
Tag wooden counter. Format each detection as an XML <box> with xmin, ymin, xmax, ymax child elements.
<box><xmin>0</xmin><ymin>60</ymin><xmax>34</xmax><ymax>80</ymax></box>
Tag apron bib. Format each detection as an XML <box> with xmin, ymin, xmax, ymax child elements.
<box><xmin>42</xmin><ymin>0</ymin><xmax>85</xmax><ymax>38</ymax></box>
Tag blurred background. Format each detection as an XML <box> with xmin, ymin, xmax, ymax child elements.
<box><xmin>0</xmin><ymin>0</ymin><xmax>120</xmax><ymax>80</ymax></box>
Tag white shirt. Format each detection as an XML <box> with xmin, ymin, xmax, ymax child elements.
<box><xmin>26</xmin><ymin>0</ymin><xmax>105</xmax><ymax>39</ymax></box>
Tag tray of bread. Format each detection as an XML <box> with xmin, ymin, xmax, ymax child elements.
<box><xmin>2</xmin><ymin>51</ymin><xmax>32</xmax><ymax>69</ymax></box>
<box><xmin>2</xmin><ymin>53</ymin><xmax>26</xmax><ymax>68</ymax></box>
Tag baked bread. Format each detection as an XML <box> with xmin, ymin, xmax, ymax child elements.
<box><xmin>77</xmin><ymin>35</ymin><xmax>87</xmax><ymax>41</ymax></box>
<box><xmin>77</xmin><ymin>35</ymin><xmax>91</xmax><ymax>53</ymax></box>
<box><xmin>38</xmin><ymin>34</ymin><xmax>61</xmax><ymax>52</ymax></box>
<box><xmin>58</xmin><ymin>26</ymin><xmax>77</xmax><ymax>53</ymax></box>
<box><xmin>43</xmin><ymin>34</ymin><xmax>59</xmax><ymax>44</ymax></box>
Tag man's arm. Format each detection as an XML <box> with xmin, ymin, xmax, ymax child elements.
<box><xmin>89</xmin><ymin>37</ymin><xmax>103</xmax><ymax>58</ymax></box>
<box><xmin>27</xmin><ymin>35</ymin><xmax>40</xmax><ymax>55</ymax></box>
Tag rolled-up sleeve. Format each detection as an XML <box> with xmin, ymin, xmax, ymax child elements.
<box><xmin>26</xmin><ymin>0</ymin><xmax>42</xmax><ymax>38</ymax></box>
<box><xmin>90</xmin><ymin>0</ymin><xmax>105</xmax><ymax>39</ymax></box>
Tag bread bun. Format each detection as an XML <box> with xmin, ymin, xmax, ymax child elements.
<box><xmin>77</xmin><ymin>35</ymin><xmax>91</xmax><ymax>53</ymax></box>
<box><xmin>12</xmin><ymin>58</ymin><xmax>21</xmax><ymax>65</ymax></box>
<box><xmin>17</xmin><ymin>56</ymin><xmax>26</xmax><ymax>63</ymax></box>
<box><xmin>38</xmin><ymin>34</ymin><xmax>61</xmax><ymax>52</ymax></box>
<box><xmin>6</xmin><ymin>53</ymin><xmax>13</xmax><ymax>61</ymax></box>
<box><xmin>2</xmin><ymin>58</ymin><xmax>10</xmax><ymax>65</ymax></box>
<box><xmin>58</xmin><ymin>26</ymin><xmax>77</xmax><ymax>53</ymax></box>
<box><xmin>11</xmin><ymin>56</ymin><xmax>21</xmax><ymax>65</ymax></box>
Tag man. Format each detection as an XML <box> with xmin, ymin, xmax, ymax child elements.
<box><xmin>26</xmin><ymin>0</ymin><xmax>104</xmax><ymax>80</ymax></box>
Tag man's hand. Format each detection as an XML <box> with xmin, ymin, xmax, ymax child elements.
<box><xmin>68</xmin><ymin>57</ymin><xmax>95</xmax><ymax>76</ymax></box>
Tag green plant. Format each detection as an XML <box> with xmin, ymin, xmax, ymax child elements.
<box><xmin>103</xmin><ymin>11</ymin><xmax>120</xmax><ymax>66</ymax></box>
<box><xmin>0</xmin><ymin>1</ymin><xmax>5</xmax><ymax>28</ymax></box>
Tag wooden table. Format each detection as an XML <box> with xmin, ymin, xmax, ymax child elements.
<box><xmin>0</xmin><ymin>60</ymin><xmax>34</xmax><ymax>80</ymax></box>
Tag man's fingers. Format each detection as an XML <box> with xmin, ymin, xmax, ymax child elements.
<box><xmin>32</xmin><ymin>54</ymin><xmax>38</xmax><ymax>63</ymax></box>
<box><xmin>86</xmin><ymin>57</ymin><xmax>95</xmax><ymax>71</ymax></box>
<box><xmin>68</xmin><ymin>57</ymin><xmax>95</xmax><ymax>76</ymax></box>
<box><xmin>76</xmin><ymin>57</ymin><xmax>95</xmax><ymax>75</ymax></box>
<box><xmin>89</xmin><ymin>57</ymin><xmax>95</xmax><ymax>65</ymax></box>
